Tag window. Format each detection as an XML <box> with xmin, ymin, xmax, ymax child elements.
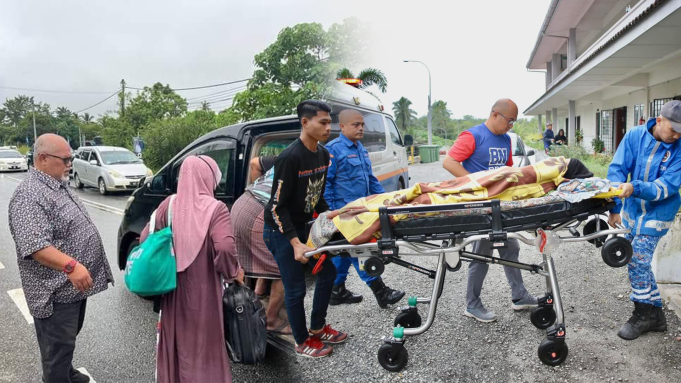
<box><xmin>99</xmin><ymin>150</ymin><xmax>142</xmax><ymax>165</ymax></box>
<box><xmin>600</xmin><ymin>110</ymin><xmax>613</xmax><ymax>153</ymax></box>
<box><xmin>81</xmin><ymin>151</ymin><xmax>91</xmax><ymax>162</ymax></box>
<box><xmin>362</xmin><ymin>113</ymin><xmax>386</xmax><ymax>153</ymax></box>
<box><xmin>634</xmin><ymin>104</ymin><xmax>645</xmax><ymax>124</ymax></box>
<box><xmin>385</xmin><ymin>118</ymin><xmax>403</xmax><ymax>146</ymax></box>
<box><xmin>172</xmin><ymin>140</ymin><xmax>236</xmax><ymax>195</ymax></box>
<box><xmin>651</xmin><ymin>98</ymin><xmax>672</xmax><ymax>118</ymax></box>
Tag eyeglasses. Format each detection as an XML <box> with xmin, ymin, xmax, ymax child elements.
<box><xmin>494</xmin><ymin>111</ymin><xmax>516</xmax><ymax>126</ymax></box>
<box><xmin>43</xmin><ymin>153</ymin><xmax>74</xmax><ymax>165</ymax></box>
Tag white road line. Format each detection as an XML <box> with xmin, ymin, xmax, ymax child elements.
<box><xmin>0</xmin><ymin>260</ymin><xmax>5</xmax><ymax>270</ymax></box>
<box><xmin>3</xmin><ymin>175</ymin><xmax>124</xmax><ymax>216</ymax></box>
<box><xmin>7</xmin><ymin>288</ymin><xmax>34</xmax><ymax>324</ymax></box>
<box><xmin>76</xmin><ymin>367</ymin><xmax>96</xmax><ymax>383</ymax></box>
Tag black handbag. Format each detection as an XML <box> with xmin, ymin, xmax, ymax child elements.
<box><xmin>222</xmin><ymin>283</ymin><xmax>267</xmax><ymax>364</ymax></box>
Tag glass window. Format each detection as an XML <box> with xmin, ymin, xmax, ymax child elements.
<box><xmin>363</xmin><ymin>113</ymin><xmax>386</xmax><ymax>153</ymax></box>
<box><xmin>81</xmin><ymin>151</ymin><xmax>91</xmax><ymax>162</ymax></box>
<box><xmin>173</xmin><ymin>140</ymin><xmax>236</xmax><ymax>195</ymax></box>
<box><xmin>99</xmin><ymin>150</ymin><xmax>142</xmax><ymax>165</ymax></box>
<box><xmin>651</xmin><ymin>98</ymin><xmax>672</xmax><ymax>118</ymax></box>
<box><xmin>257</xmin><ymin>138</ymin><xmax>296</xmax><ymax>157</ymax></box>
<box><xmin>0</xmin><ymin>150</ymin><xmax>23</xmax><ymax>158</ymax></box>
<box><xmin>600</xmin><ymin>110</ymin><xmax>613</xmax><ymax>153</ymax></box>
<box><xmin>634</xmin><ymin>104</ymin><xmax>645</xmax><ymax>124</ymax></box>
<box><xmin>385</xmin><ymin>118</ymin><xmax>403</xmax><ymax>146</ymax></box>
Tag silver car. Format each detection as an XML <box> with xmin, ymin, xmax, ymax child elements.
<box><xmin>72</xmin><ymin>146</ymin><xmax>152</xmax><ymax>195</ymax></box>
<box><xmin>0</xmin><ymin>149</ymin><xmax>29</xmax><ymax>172</ymax></box>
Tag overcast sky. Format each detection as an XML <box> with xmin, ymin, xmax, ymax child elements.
<box><xmin>0</xmin><ymin>0</ymin><xmax>549</xmax><ymax>119</ymax></box>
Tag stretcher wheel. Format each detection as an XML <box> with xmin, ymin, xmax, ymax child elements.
<box><xmin>601</xmin><ymin>237</ymin><xmax>633</xmax><ymax>268</ymax></box>
<box><xmin>537</xmin><ymin>339</ymin><xmax>568</xmax><ymax>366</ymax></box>
<box><xmin>583</xmin><ymin>219</ymin><xmax>608</xmax><ymax>247</ymax></box>
<box><xmin>364</xmin><ymin>258</ymin><xmax>385</xmax><ymax>277</ymax></box>
<box><xmin>377</xmin><ymin>343</ymin><xmax>408</xmax><ymax>372</ymax></box>
<box><xmin>394</xmin><ymin>311</ymin><xmax>422</xmax><ymax>328</ymax></box>
<box><xmin>530</xmin><ymin>306</ymin><xmax>556</xmax><ymax>329</ymax></box>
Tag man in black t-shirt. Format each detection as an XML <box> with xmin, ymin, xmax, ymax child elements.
<box><xmin>263</xmin><ymin>100</ymin><xmax>348</xmax><ymax>358</ymax></box>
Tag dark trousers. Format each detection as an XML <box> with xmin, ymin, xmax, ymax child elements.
<box><xmin>33</xmin><ymin>299</ymin><xmax>87</xmax><ymax>383</ymax></box>
<box><xmin>263</xmin><ymin>224</ymin><xmax>337</xmax><ymax>345</ymax></box>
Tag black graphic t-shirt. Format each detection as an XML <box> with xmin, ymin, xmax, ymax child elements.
<box><xmin>264</xmin><ymin>138</ymin><xmax>330</xmax><ymax>240</ymax></box>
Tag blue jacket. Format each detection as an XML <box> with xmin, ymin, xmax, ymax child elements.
<box><xmin>325</xmin><ymin>134</ymin><xmax>385</xmax><ymax>210</ymax></box>
<box><xmin>607</xmin><ymin>119</ymin><xmax>681</xmax><ymax>236</ymax></box>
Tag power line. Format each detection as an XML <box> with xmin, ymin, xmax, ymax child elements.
<box><xmin>74</xmin><ymin>89</ymin><xmax>121</xmax><ymax>114</ymax></box>
<box><xmin>127</xmin><ymin>78</ymin><xmax>250</xmax><ymax>92</ymax></box>
<box><xmin>185</xmin><ymin>85</ymin><xmax>246</xmax><ymax>101</ymax></box>
<box><xmin>0</xmin><ymin>85</ymin><xmax>117</xmax><ymax>94</ymax></box>
<box><xmin>186</xmin><ymin>90</ymin><xmax>243</xmax><ymax>105</ymax></box>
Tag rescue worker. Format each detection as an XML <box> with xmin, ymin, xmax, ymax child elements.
<box><xmin>607</xmin><ymin>99</ymin><xmax>681</xmax><ymax>340</ymax></box>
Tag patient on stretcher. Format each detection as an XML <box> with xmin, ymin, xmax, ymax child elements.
<box><xmin>307</xmin><ymin>157</ymin><xmax>622</xmax><ymax>248</ymax></box>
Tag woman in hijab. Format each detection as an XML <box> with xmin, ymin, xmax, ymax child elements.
<box><xmin>140</xmin><ymin>155</ymin><xmax>243</xmax><ymax>383</ymax></box>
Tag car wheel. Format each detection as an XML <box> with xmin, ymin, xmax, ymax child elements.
<box><xmin>98</xmin><ymin>178</ymin><xmax>108</xmax><ymax>195</ymax></box>
<box><xmin>398</xmin><ymin>178</ymin><xmax>406</xmax><ymax>190</ymax></box>
<box><xmin>74</xmin><ymin>173</ymin><xmax>84</xmax><ymax>189</ymax></box>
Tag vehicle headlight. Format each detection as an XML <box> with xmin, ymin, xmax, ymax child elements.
<box><xmin>109</xmin><ymin>170</ymin><xmax>123</xmax><ymax>178</ymax></box>
<box><xmin>146</xmin><ymin>168</ymin><xmax>153</xmax><ymax>177</ymax></box>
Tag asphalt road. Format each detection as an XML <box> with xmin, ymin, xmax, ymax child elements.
<box><xmin>2</xmin><ymin>162</ymin><xmax>681</xmax><ymax>382</ymax></box>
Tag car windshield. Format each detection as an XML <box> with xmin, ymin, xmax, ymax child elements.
<box><xmin>99</xmin><ymin>150</ymin><xmax>142</xmax><ymax>165</ymax></box>
<box><xmin>0</xmin><ymin>150</ymin><xmax>23</xmax><ymax>158</ymax></box>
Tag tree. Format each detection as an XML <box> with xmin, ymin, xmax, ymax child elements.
<box><xmin>431</xmin><ymin>100</ymin><xmax>451</xmax><ymax>131</ymax></box>
<box><xmin>200</xmin><ymin>101</ymin><xmax>211</xmax><ymax>111</ymax></box>
<box><xmin>80</xmin><ymin>113</ymin><xmax>95</xmax><ymax>123</ymax></box>
<box><xmin>392</xmin><ymin>97</ymin><xmax>417</xmax><ymax>131</ymax></box>
<box><xmin>336</xmin><ymin>68</ymin><xmax>388</xmax><ymax>93</ymax></box>
<box><xmin>124</xmin><ymin>83</ymin><xmax>188</xmax><ymax>131</ymax></box>
<box><xmin>2</xmin><ymin>95</ymin><xmax>35</xmax><ymax>128</ymax></box>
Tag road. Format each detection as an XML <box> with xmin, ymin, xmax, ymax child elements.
<box><xmin>1</xmin><ymin>163</ymin><xmax>681</xmax><ymax>382</ymax></box>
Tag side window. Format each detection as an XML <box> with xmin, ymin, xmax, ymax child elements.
<box><xmin>172</xmin><ymin>140</ymin><xmax>236</xmax><ymax>195</ymax></box>
<box><xmin>362</xmin><ymin>113</ymin><xmax>386</xmax><ymax>153</ymax></box>
<box><xmin>82</xmin><ymin>151</ymin><xmax>91</xmax><ymax>162</ymax></box>
<box><xmin>385</xmin><ymin>118</ymin><xmax>403</xmax><ymax>146</ymax></box>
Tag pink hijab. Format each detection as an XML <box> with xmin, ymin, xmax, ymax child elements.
<box><xmin>172</xmin><ymin>155</ymin><xmax>223</xmax><ymax>272</ymax></box>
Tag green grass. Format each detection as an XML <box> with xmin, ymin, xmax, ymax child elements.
<box><xmin>581</xmin><ymin>158</ymin><xmax>609</xmax><ymax>179</ymax></box>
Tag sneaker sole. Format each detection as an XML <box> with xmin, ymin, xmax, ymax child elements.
<box><xmin>329</xmin><ymin>298</ymin><xmax>363</xmax><ymax>306</ymax></box>
<box><xmin>296</xmin><ymin>350</ymin><xmax>333</xmax><ymax>358</ymax></box>
<box><xmin>463</xmin><ymin>309</ymin><xmax>497</xmax><ymax>323</ymax></box>
<box><xmin>512</xmin><ymin>303</ymin><xmax>538</xmax><ymax>311</ymax></box>
<box><xmin>311</xmin><ymin>335</ymin><xmax>347</xmax><ymax>344</ymax></box>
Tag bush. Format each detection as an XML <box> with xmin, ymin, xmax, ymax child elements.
<box><xmin>591</xmin><ymin>137</ymin><xmax>605</xmax><ymax>154</ymax></box>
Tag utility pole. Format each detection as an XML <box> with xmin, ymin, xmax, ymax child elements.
<box><xmin>404</xmin><ymin>60</ymin><xmax>433</xmax><ymax>145</ymax></box>
<box><xmin>120</xmin><ymin>79</ymin><xmax>126</xmax><ymax>117</ymax></box>
<box><xmin>32</xmin><ymin>104</ymin><xmax>37</xmax><ymax>143</ymax></box>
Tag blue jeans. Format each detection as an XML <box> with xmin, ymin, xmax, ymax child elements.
<box><xmin>263</xmin><ymin>223</ymin><xmax>337</xmax><ymax>345</ymax></box>
<box><xmin>332</xmin><ymin>256</ymin><xmax>378</xmax><ymax>286</ymax></box>
<box><xmin>626</xmin><ymin>234</ymin><xmax>662</xmax><ymax>307</ymax></box>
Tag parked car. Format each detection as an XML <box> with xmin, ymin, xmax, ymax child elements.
<box><xmin>117</xmin><ymin>82</ymin><xmax>413</xmax><ymax>270</ymax></box>
<box><xmin>0</xmin><ymin>149</ymin><xmax>29</xmax><ymax>172</ymax></box>
<box><xmin>72</xmin><ymin>146</ymin><xmax>152</xmax><ymax>195</ymax></box>
<box><xmin>508</xmin><ymin>131</ymin><xmax>536</xmax><ymax>167</ymax></box>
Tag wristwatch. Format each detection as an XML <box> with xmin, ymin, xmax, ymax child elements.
<box><xmin>63</xmin><ymin>259</ymin><xmax>77</xmax><ymax>274</ymax></box>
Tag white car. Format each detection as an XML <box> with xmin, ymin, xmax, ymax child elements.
<box><xmin>0</xmin><ymin>149</ymin><xmax>29</xmax><ymax>172</ymax></box>
<box><xmin>72</xmin><ymin>146</ymin><xmax>153</xmax><ymax>195</ymax></box>
<box><xmin>508</xmin><ymin>132</ymin><xmax>536</xmax><ymax>168</ymax></box>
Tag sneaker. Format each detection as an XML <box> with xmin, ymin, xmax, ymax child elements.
<box><xmin>464</xmin><ymin>307</ymin><xmax>497</xmax><ymax>323</ymax></box>
<box><xmin>309</xmin><ymin>324</ymin><xmax>348</xmax><ymax>344</ymax></box>
<box><xmin>512</xmin><ymin>295</ymin><xmax>539</xmax><ymax>311</ymax></box>
<box><xmin>294</xmin><ymin>337</ymin><xmax>333</xmax><ymax>358</ymax></box>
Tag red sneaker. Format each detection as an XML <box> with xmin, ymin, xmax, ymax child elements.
<box><xmin>294</xmin><ymin>337</ymin><xmax>333</xmax><ymax>358</ymax></box>
<box><xmin>309</xmin><ymin>324</ymin><xmax>348</xmax><ymax>344</ymax></box>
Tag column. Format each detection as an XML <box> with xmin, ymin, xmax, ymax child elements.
<box><xmin>552</xmin><ymin>54</ymin><xmax>561</xmax><ymax>82</ymax></box>
<box><xmin>538</xmin><ymin>114</ymin><xmax>543</xmax><ymax>134</ymax></box>
<box><xmin>546</xmin><ymin>62</ymin><xmax>553</xmax><ymax>89</ymax></box>
<box><xmin>568</xmin><ymin>28</ymin><xmax>576</xmax><ymax>68</ymax></box>
<box><xmin>568</xmin><ymin>100</ymin><xmax>576</xmax><ymax>145</ymax></box>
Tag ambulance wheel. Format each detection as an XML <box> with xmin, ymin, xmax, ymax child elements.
<box><xmin>377</xmin><ymin>343</ymin><xmax>408</xmax><ymax>372</ymax></box>
<box><xmin>583</xmin><ymin>219</ymin><xmax>608</xmax><ymax>247</ymax></box>
<box><xmin>530</xmin><ymin>306</ymin><xmax>556</xmax><ymax>329</ymax></box>
<box><xmin>394</xmin><ymin>311</ymin><xmax>422</xmax><ymax>329</ymax></box>
<box><xmin>601</xmin><ymin>237</ymin><xmax>633</xmax><ymax>268</ymax></box>
<box><xmin>364</xmin><ymin>258</ymin><xmax>385</xmax><ymax>277</ymax></box>
<box><xmin>537</xmin><ymin>339</ymin><xmax>568</xmax><ymax>366</ymax></box>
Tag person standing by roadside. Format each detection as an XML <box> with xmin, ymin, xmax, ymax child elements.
<box><xmin>263</xmin><ymin>100</ymin><xmax>348</xmax><ymax>358</ymax></box>
<box><xmin>442</xmin><ymin>99</ymin><xmax>538</xmax><ymax>323</ymax></box>
<box><xmin>607</xmin><ymin>100</ymin><xmax>681</xmax><ymax>340</ymax></box>
<box><xmin>324</xmin><ymin>109</ymin><xmax>405</xmax><ymax>308</ymax></box>
<box><xmin>8</xmin><ymin>133</ymin><xmax>114</xmax><ymax>383</ymax></box>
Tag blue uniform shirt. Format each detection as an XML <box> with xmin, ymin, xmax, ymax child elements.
<box><xmin>325</xmin><ymin>134</ymin><xmax>385</xmax><ymax>210</ymax></box>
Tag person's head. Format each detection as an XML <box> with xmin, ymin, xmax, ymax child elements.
<box><xmin>655</xmin><ymin>100</ymin><xmax>681</xmax><ymax>143</ymax></box>
<box><xmin>338</xmin><ymin>109</ymin><xmax>365</xmax><ymax>143</ymax></box>
<box><xmin>33</xmin><ymin>133</ymin><xmax>73</xmax><ymax>182</ymax></box>
<box><xmin>486</xmin><ymin>99</ymin><xmax>518</xmax><ymax>135</ymax></box>
<box><xmin>178</xmin><ymin>155</ymin><xmax>222</xmax><ymax>195</ymax></box>
<box><xmin>297</xmin><ymin>100</ymin><xmax>332</xmax><ymax>142</ymax></box>
<box><xmin>558</xmin><ymin>129</ymin><xmax>564</xmax><ymax>136</ymax></box>
<box><xmin>547</xmin><ymin>122</ymin><xmax>553</xmax><ymax>130</ymax></box>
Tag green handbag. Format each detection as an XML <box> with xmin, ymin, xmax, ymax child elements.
<box><xmin>125</xmin><ymin>195</ymin><xmax>177</xmax><ymax>296</ymax></box>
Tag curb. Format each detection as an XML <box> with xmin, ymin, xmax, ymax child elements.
<box><xmin>659</xmin><ymin>283</ymin><xmax>681</xmax><ymax>320</ymax></box>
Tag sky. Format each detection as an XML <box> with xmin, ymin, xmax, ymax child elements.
<box><xmin>0</xmin><ymin>0</ymin><xmax>550</xmax><ymax>120</ymax></box>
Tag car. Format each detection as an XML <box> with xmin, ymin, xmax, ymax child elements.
<box><xmin>72</xmin><ymin>146</ymin><xmax>153</xmax><ymax>195</ymax></box>
<box><xmin>117</xmin><ymin>82</ymin><xmax>413</xmax><ymax>270</ymax></box>
<box><xmin>0</xmin><ymin>149</ymin><xmax>29</xmax><ymax>172</ymax></box>
<box><xmin>508</xmin><ymin>131</ymin><xmax>536</xmax><ymax>167</ymax></box>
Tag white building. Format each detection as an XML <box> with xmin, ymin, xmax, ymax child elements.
<box><xmin>525</xmin><ymin>0</ymin><xmax>681</xmax><ymax>153</ymax></box>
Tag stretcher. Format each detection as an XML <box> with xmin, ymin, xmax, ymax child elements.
<box><xmin>305</xmin><ymin>194</ymin><xmax>632</xmax><ymax>372</ymax></box>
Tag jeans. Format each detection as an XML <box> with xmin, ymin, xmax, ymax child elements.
<box><xmin>626</xmin><ymin>234</ymin><xmax>662</xmax><ymax>307</ymax></box>
<box><xmin>332</xmin><ymin>256</ymin><xmax>378</xmax><ymax>287</ymax></box>
<box><xmin>33</xmin><ymin>299</ymin><xmax>87</xmax><ymax>383</ymax></box>
<box><xmin>263</xmin><ymin>224</ymin><xmax>337</xmax><ymax>345</ymax></box>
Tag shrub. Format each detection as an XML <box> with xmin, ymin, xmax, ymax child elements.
<box><xmin>591</xmin><ymin>137</ymin><xmax>605</xmax><ymax>154</ymax></box>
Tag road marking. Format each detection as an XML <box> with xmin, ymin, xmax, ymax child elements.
<box><xmin>3</xmin><ymin>175</ymin><xmax>124</xmax><ymax>216</ymax></box>
<box><xmin>76</xmin><ymin>367</ymin><xmax>96</xmax><ymax>383</ymax></box>
<box><xmin>0</xmin><ymin>261</ymin><xmax>4</xmax><ymax>270</ymax></box>
<box><xmin>7</xmin><ymin>288</ymin><xmax>34</xmax><ymax>324</ymax></box>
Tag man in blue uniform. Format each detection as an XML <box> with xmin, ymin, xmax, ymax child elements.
<box><xmin>607</xmin><ymin>100</ymin><xmax>681</xmax><ymax>340</ymax></box>
<box><xmin>325</xmin><ymin>109</ymin><xmax>405</xmax><ymax>308</ymax></box>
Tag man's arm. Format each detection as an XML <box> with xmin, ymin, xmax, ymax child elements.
<box><xmin>443</xmin><ymin>157</ymin><xmax>470</xmax><ymax>177</ymax></box>
<box><xmin>33</xmin><ymin>247</ymin><xmax>93</xmax><ymax>292</ymax></box>
<box><xmin>443</xmin><ymin>131</ymin><xmax>475</xmax><ymax>177</ymax></box>
<box><xmin>269</xmin><ymin>155</ymin><xmax>299</xmax><ymax>241</ymax></box>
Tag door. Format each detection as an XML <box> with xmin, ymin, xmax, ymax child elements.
<box><xmin>614</xmin><ymin>107</ymin><xmax>627</xmax><ymax>151</ymax></box>
<box><xmin>80</xmin><ymin>150</ymin><xmax>93</xmax><ymax>185</ymax></box>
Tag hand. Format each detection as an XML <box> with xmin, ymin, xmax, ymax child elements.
<box><xmin>618</xmin><ymin>183</ymin><xmax>634</xmax><ymax>198</ymax></box>
<box><xmin>293</xmin><ymin>242</ymin><xmax>314</xmax><ymax>264</ymax></box>
<box><xmin>608</xmin><ymin>213</ymin><xmax>622</xmax><ymax>228</ymax></box>
<box><xmin>68</xmin><ymin>262</ymin><xmax>93</xmax><ymax>293</ymax></box>
<box><xmin>233</xmin><ymin>268</ymin><xmax>245</xmax><ymax>285</ymax></box>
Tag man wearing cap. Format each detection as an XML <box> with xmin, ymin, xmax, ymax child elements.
<box><xmin>543</xmin><ymin>122</ymin><xmax>554</xmax><ymax>154</ymax></box>
<box><xmin>607</xmin><ymin>100</ymin><xmax>681</xmax><ymax>340</ymax></box>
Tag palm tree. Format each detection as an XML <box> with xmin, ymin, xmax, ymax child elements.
<box><xmin>392</xmin><ymin>97</ymin><xmax>417</xmax><ymax>131</ymax></box>
<box><xmin>336</xmin><ymin>68</ymin><xmax>388</xmax><ymax>93</ymax></box>
<box><xmin>80</xmin><ymin>112</ymin><xmax>94</xmax><ymax>123</ymax></box>
<box><xmin>200</xmin><ymin>101</ymin><xmax>211</xmax><ymax>111</ymax></box>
